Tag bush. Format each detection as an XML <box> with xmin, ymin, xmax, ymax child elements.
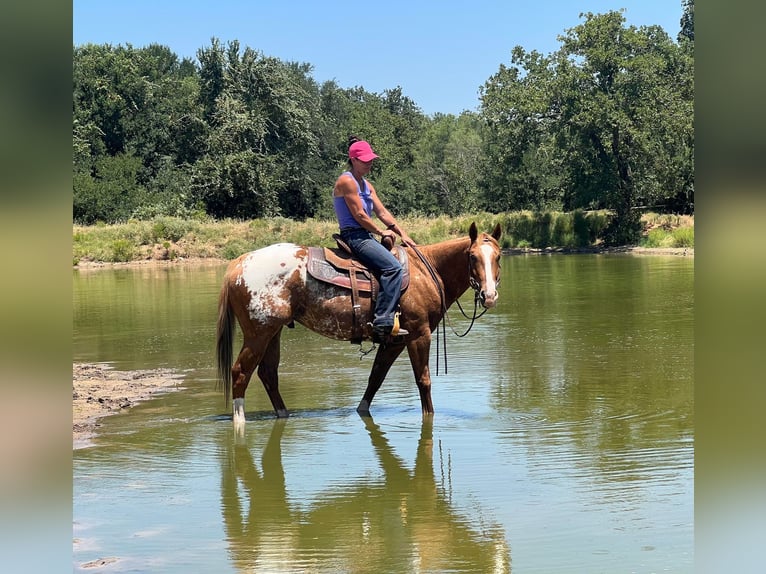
<box><xmin>572</xmin><ymin>210</ymin><xmax>590</xmax><ymax>247</ymax></box>
<box><xmin>109</xmin><ymin>239</ymin><xmax>135</xmax><ymax>262</ymax></box>
<box><xmin>642</xmin><ymin>228</ymin><xmax>673</xmax><ymax>248</ymax></box>
<box><xmin>221</xmin><ymin>240</ymin><xmax>254</xmax><ymax>260</ymax></box>
<box><xmin>586</xmin><ymin>211</ymin><xmax>609</xmax><ymax>243</ymax></box>
<box><xmin>151</xmin><ymin>217</ymin><xmax>196</xmax><ymax>243</ymax></box>
<box><xmin>602</xmin><ymin>211</ymin><xmax>642</xmax><ymax>246</ymax></box>
<box><xmin>551</xmin><ymin>213</ymin><xmax>574</xmax><ymax>247</ymax></box>
<box><xmin>671</xmin><ymin>226</ymin><xmax>694</xmax><ymax>248</ymax></box>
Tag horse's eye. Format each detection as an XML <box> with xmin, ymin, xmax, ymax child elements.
<box><xmin>470</xmin><ymin>254</ymin><xmax>477</xmax><ymax>262</ymax></box>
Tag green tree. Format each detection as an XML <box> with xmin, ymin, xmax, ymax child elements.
<box><xmin>679</xmin><ymin>0</ymin><xmax>694</xmax><ymax>43</ymax></box>
<box><xmin>73</xmin><ymin>43</ymin><xmax>204</xmax><ymax>223</ymax></box>
<box><xmin>414</xmin><ymin>112</ymin><xmax>483</xmax><ymax>216</ymax></box>
<box><xmin>191</xmin><ymin>40</ymin><xmax>321</xmax><ymax>219</ymax></box>
<box><xmin>480</xmin><ymin>11</ymin><xmax>694</xmax><ymax>243</ymax></box>
<box><xmin>73</xmin><ymin>152</ymin><xmax>146</xmax><ymax>224</ymax></box>
<box><xmin>480</xmin><ymin>47</ymin><xmax>568</xmax><ymax>212</ymax></box>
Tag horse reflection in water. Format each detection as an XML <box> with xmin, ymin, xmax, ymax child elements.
<box><xmin>220</xmin><ymin>417</ymin><xmax>511</xmax><ymax>573</ymax></box>
<box><xmin>216</xmin><ymin>223</ymin><xmax>502</xmax><ymax>426</ymax></box>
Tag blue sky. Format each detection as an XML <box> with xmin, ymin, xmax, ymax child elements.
<box><xmin>73</xmin><ymin>0</ymin><xmax>684</xmax><ymax>116</ymax></box>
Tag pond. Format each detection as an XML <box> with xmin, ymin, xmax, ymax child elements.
<box><xmin>73</xmin><ymin>253</ymin><xmax>693</xmax><ymax>573</ymax></box>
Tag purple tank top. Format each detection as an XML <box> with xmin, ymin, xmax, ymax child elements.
<box><xmin>334</xmin><ymin>171</ymin><xmax>373</xmax><ymax>229</ymax></box>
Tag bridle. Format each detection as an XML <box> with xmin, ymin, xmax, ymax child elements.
<box><xmin>410</xmin><ymin>243</ymin><xmax>497</xmax><ymax>375</ymax></box>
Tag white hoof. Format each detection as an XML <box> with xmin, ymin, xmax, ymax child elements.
<box><xmin>233</xmin><ymin>398</ymin><xmax>246</xmax><ymax>428</ymax></box>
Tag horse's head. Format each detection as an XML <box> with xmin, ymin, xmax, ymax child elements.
<box><xmin>468</xmin><ymin>222</ymin><xmax>502</xmax><ymax>308</ymax></box>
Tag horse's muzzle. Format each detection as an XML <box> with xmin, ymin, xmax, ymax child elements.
<box><xmin>480</xmin><ymin>290</ymin><xmax>498</xmax><ymax>309</ymax></box>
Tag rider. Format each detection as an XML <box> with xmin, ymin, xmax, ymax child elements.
<box><xmin>333</xmin><ymin>136</ymin><xmax>417</xmax><ymax>343</ymax></box>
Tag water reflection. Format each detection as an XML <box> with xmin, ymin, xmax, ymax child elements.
<box><xmin>73</xmin><ymin>255</ymin><xmax>693</xmax><ymax>572</ymax></box>
<box><xmin>220</xmin><ymin>416</ymin><xmax>511</xmax><ymax>573</ymax></box>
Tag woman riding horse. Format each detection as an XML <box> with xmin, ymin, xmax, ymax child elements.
<box><xmin>333</xmin><ymin>136</ymin><xmax>417</xmax><ymax>343</ymax></box>
<box><xmin>216</xmin><ymin>222</ymin><xmax>502</xmax><ymax>426</ymax></box>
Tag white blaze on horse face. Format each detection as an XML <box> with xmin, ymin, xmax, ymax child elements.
<box><xmin>237</xmin><ymin>243</ymin><xmax>304</xmax><ymax>322</ymax></box>
<box><xmin>479</xmin><ymin>243</ymin><xmax>498</xmax><ymax>307</ymax></box>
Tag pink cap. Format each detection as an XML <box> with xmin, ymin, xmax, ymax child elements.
<box><xmin>349</xmin><ymin>140</ymin><xmax>379</xmax><ymax>162</ymax></box>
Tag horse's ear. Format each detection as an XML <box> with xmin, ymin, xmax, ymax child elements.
<box><xmin>469</xmin><ymin>222</ymin><xmax>478</xmax><ymax>242</ymax></box>
<box><xmin>492</xmin><ymin>222</ymin><xmax>502</xmax><ymax>241</ymax></box>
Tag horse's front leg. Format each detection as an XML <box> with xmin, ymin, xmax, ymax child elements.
<box><xmin>357</xmin><ymin>342</ymin><xmax>406</xmax><ymax>416</ymax></box>
<box><xmin>406</xmin><ymin>337</ymin><xmax>434</xmax><ymax>416</ymax></box>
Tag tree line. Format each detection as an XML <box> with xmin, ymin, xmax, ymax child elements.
<box><xmin>73</xmin><ymin>4</ymin><xmax>693</xmax><ymax>245</ymax></box>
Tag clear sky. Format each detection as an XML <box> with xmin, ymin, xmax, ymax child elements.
<box><xmin>73</xmin><ymin>0</ymin><xmax>684</xmax><ymax>116</ymax></box>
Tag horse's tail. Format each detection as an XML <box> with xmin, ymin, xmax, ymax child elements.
<box><xmin>216</xmin><ymin>277</ymin><xmax>235</xmax><ymax>405</ymax></box>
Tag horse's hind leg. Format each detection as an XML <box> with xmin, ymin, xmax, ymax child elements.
<box><xmin>230</xmin><ymin>327</ymin><xmax>284</xmax><ymax>424</ymax></box>
<box><xmin>231</xmin><ymin>344</ymin><xmax>258</xmax><ymax>427</ymax></box>
<box><xmin>357</xmin><ymin>342</ymin><xmax>405</xmax><ymax>415</ymax></box>
<box><xmin>257</xmin><ymin>329</ymin><xmax>288</xmax><ymax>418</ymax></box>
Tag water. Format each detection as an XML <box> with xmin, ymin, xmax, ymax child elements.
<box><xmin>73</xmin><ymin>254</ymin><xmax>693</xmax><ymax>572</ymax></box>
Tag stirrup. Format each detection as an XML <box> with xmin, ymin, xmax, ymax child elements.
<box><xmin>391</xmin><ymin>312</ymin><xmax>404</xmax><ymax>336</ymax></box>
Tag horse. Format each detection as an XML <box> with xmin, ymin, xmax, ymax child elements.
<box><xmin>216</xmin><ymin>222</ymin><xmax>502</xmax><ymax>426</ymax></box>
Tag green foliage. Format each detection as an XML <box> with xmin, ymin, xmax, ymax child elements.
<box><xmin>73</xmin><ymin>13</ymin><xmax>692</xmax><ymax>235</ymax></box>
<box><xmin>220</xmin><ymin>239</ymin><xmax>255</xmax><ymax>260</ymax></box>
<box><xmin>642</xmin><ymin>224</ymin><xmax>694</xmax><ymax>248</ymax></box>
<box><xmin>108</xmin><ymin>239</ymin><xmax>135</xmax><ymax>262</ymax></box>
<box><xmin>494</xmin><ymin>210</ymin><xmax>611</xmax><ymax>248</ymax></box>
<box><xmin>672</xmin><ymin>226</ymin><xmax>694</xmax><ymax>247</ymax></box>
<box><xmin>73</xmin><ymin>213</ymin><xmax>693</xmax><ymax>264</ymax></box>
<box><xmin>480</xmin><ymin>10</ymin><xmax>694</xmax><ymax>239</ymax></box>
<box><xmin>150</xmin><ymin>216</ymin><xmax>198</xmax><ymax>242</ymax></box>
<box><xmin>73</xmin><ymin>153</ymin><xmax>148</xmax><ymax>224</ymax></box>
<box><xmin>572</xmin><ymin>210</ymin><xmax>590</xmax><ymax>247</ymax></box>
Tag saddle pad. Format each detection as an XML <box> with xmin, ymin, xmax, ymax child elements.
<box><xmin>307</xmin><ymin>246</ymin><xmax>409</xmax><ymax>292</ymax></box>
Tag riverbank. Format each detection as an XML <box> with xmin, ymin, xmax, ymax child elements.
<box><xmin>72</xmin><ymin>212</ymin><xmax>693</xmax><ymax>266</ymax></box>
<box><xmin>73</xmin><ymin>244</ymin><xmax>693</xmax><ymax>271</ymax></box>
<box><xmin>73</xmin><ymin>362</ymin><xmax>185</xmax><ymax>449</ymax></box>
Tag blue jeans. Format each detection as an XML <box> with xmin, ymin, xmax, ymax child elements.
<box><xmin>340</xmin><ymin>228</ymin><xmax>403</xmax><ymax>328</ymax></box>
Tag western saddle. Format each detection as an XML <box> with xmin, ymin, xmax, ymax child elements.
<box><xmin>306</xmin><ymin>234</ymin><xmax>409</xmax><ymax>343</ymax></box>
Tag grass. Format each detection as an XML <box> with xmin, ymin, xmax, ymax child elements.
<box><xmin>73</xmin><ymin>211</ymin><xmax>693</xmax><ymax>265</ymax></box>
<box><xmin>640</xmin><ymin>213</ymin><xmax>695</xmax><ymax>248</ymax></box>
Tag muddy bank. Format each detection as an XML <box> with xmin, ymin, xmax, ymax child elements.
<box><xmin>73</xmin><ymin>362</ymin><xmax>185</xmax><ymax>449</ymax></box>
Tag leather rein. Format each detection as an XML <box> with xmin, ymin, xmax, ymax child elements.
<box><xmin>409</xmin><ymin>244</ymin><xmax>489</xmax><ymax>375</ymax></box>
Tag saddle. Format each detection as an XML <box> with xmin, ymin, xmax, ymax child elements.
<box><xmin>307</xmin><ymin>235</ymin><xmax>410</xmax><ymax>343</ymax></box>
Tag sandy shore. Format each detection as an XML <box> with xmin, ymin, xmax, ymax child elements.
<box><xmin>73</xmin><ymin>362</ymin><xmax>185</xmax><ymax>449</ymax></box>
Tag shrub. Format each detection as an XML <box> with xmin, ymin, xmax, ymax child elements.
<box><xmin>586</xmin><ymin>211</ymin><xmax>610</xmax><ymax>243</ymax></box>
<box><xmin>551</xmin><ymin>213</ymin><xmax>574</xmax><ymax>247</ymax></box>
<box><xmin>221</xmin><ymin>240</ymin><xmax>254</xmax><ymax>260</ymax></box>
<box><xmin>109</xmin><ymin>239</ymin><xmax>135</xmax><ymax>262</ymax></box>
<box><xmin>572</xmin><ymin>210</ymin><xmax>591</xmax><ymax>247</ymax></box>
<box><xmin>643</xmin><ymin>228</ymin><xmax>671</xmax><ymax>248</ymax></box>
<box><xmin>151</xmin><ymin>217</ymin><xmax>196</xmax><ymax>243</ymax></box>
<box><xmin>671</xmin><ymin>226</ymin><xmax>694</xmax><ymax>248</ymax></box>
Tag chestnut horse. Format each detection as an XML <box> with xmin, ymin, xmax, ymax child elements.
<box><xmin>216</xmin><ymin>222</ymin><xmax>502</xmax><ymax>426</ymax></box>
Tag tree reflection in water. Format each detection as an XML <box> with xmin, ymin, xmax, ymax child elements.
<box><xmin>220</xmin><ymin>416</ymin><xmax>511</xmax><ymax>573</ymax></box>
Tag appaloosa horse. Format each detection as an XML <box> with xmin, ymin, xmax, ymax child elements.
<box><xmin>216</xmin><ymin>222</ymin><xmax>502</xmax><ymax>426</ymax></box>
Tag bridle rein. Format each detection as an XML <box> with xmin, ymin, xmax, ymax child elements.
<box><xmin>409</xmin><ymin>243</ymin><xmax>494</xmax><ymax>375</ymax></box>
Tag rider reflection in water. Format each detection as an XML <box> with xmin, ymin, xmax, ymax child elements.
<box><xmin>333</xmin><ymin>136</ymin><xmax>418</xmax><ymax>343</ymax></box>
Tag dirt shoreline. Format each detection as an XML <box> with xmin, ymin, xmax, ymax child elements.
<box><xmin>73</xmin><ymin>362</ymin><xmax>185</xmax><ymax>449</ymax></box>
<box><xmin>72</xmin><ymin>246</ymin><xmax>693</xmax><ymax>270</ymax></box>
